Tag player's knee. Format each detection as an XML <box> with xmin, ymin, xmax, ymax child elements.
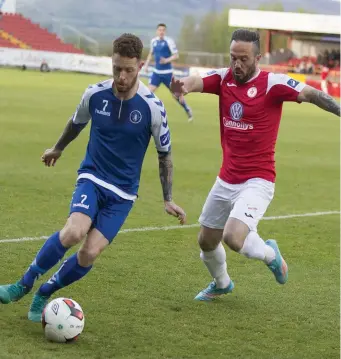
<box><xmin>77</xmin><ymin>246</ymin><xmax>101</xmax><ymax>267</ymax></box>
<box><xmin>223</xmin><ymin>229</ymin><xmax>244</xmax><ymax>252</ymax></box>
<box><xmin>198</xmin><ymin>230</ymin><xmax>220</xmax><ymax>251</ymax></box>
<box><xmin>60</xmin><ymin>224</ymin><xmax>85</xmax><ymax>247</ymax></box>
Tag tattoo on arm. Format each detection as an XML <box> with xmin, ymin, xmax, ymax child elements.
<box><xmin>158</xmin><ymin>152</ymin><xmax>173</xmax><ymax>202</ymax></box>
<box><xmin>54</xmin><ymin>118</ymin><xmax>84</xmax><ymax>151</ymax></box>
<box><xmin>306</xmin><ymin>89</ymin><xmax>340</xmax><ymax>117</ymax></box>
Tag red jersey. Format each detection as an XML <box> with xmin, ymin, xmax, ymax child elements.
<box><xmin>201</xmin><ymin>69</ymin><xmax>306</xmax><ymax>184</ymax></box>
<box><xmin>321</xmin><ymin>66</ymin><xmax>330</xmax><ymax>80</ymax></box>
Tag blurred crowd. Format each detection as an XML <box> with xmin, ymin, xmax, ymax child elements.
<box><xmin>288</xmin><ymin>49</ymin><xmax>340</xmax><ymax>75</ymax></box>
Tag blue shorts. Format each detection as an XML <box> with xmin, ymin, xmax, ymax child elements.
<box><xmin>69</xmin><ymin>179</ymin><xmax>134</xmax><ymax>243</ymax></box>
<box><xmin>149</xmin><ymin>72</ymin><xmax>173</xmax><ymax>88</ymax></box>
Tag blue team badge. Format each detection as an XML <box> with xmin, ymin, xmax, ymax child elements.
<box><xmin>160</xmin><ymin>130</ymin><xmax>170</xmax><ymax>146</ymax></box>
<box><xmin>230</xmin><ymin>102</ymin><xmax>244</xmax><ymax>121</ymax></box>
<box><xmin>287</xmin><ymin>78</ymin><xmax>299</xmax><ymax>88</ymax></box>
<box><xmin>130</xmin><ymin>110</ymin><xmax>142</xmax><ymax>124</ymax></box>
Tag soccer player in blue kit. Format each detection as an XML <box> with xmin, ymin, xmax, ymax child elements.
<box><xmin>144</xmin><ymin>23</ymin><xmax>193</xmax><ymax>122</ymax></box>
<box><xmin>0</xmin><ymin>33</ymin><xmax>186</xmax><ymax>321</ymax></box>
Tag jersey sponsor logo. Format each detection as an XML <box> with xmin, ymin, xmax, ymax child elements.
<box><xmin>223</xmin><ymin>117</ymin><xmax>254</xmax><ymax>131</ymax></box>
<box><xmin>130</xmin><ymin>110</ymin><xmax>142</xmax><ymax>124</ymax></box>
<box><xmin>230</xmin><ymin>102</ymin><xmax>244</xmax><ymax>121</ymax></box>
<box><xmin>287</xmin><ymin>78</ymin><xmax>299</xmax><ymax>89</ymax></box>
<box><xmin>72</xmin><ymin>203</ymin><xmax>89</xmax><ymax>210</ymax></box>
<box><xmin>95</xmin><ymin>109</ymin><xmax>111</xmax><ymax>116</ymax></box>
<box><xmin>160</xmin><ymin>130</ymin><xmax>170</xmax><ymax>146</ymax></box>
<box><xmin>247</xmin><ymin>86</ymin><xmax>257</xmax><ymax>98</ymax></box>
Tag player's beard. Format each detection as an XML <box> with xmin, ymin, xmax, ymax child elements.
<box><xmin>233</xmin><ymin>62</ymin><xmax>257</xmax><ymax>85</ymax></box>
<box><xmin>115</xmin><ymin>73</ymin><xmax>139</xmax><ymax>94</ymax></box>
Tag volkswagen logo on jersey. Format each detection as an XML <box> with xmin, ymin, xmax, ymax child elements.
<box><xmin>130</xmin><ymin>110</ymin><xmax>142</xmax><ymax>124</ymax></box>
<box><xmin>230</xmin><ymin>102</ymin><xmax>244</xmax><ymax>121</ymax></box>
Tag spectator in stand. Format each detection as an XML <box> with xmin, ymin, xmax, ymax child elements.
<box><xmin>299</xmin><ymin>61</ymin><xmax>307</xmax><ymax>74</ymax></box>
<box><xmin>321</xmin><ymin>62</ymin><xmax>330</xmax><ymax>94</ymax></box>
<box><xmin>306</xmin><ymin>59</ymin><xmax>314</xmax><ymax>74</ymax></box>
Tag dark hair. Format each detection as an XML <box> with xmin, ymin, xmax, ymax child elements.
<box><xmin>230</xmin><ymin>29</ymin><xmax>260</xmax><ymax>54</ymax></box>
<box><xmin>113</xmin><ymin>33</ymin><xmax>143</xmax><ymax>59</ymax></box>
<box><xmin>157</xmin><ymin>23</ymin><xmax>166</xmax><ymax>28</ymax></box>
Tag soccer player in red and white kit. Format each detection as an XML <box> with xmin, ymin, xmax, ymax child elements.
<box><xmin>171</xmin><ymin>29</ymin><xmax>340</xmax><ymax>301</ymax></box>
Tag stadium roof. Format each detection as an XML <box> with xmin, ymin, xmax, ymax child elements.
<box><xmin>228</xmin><ymin>9</ymin><xmax>341</xmax><ymax>35</ymax></box>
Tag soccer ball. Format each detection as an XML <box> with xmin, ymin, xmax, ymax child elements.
<box><xmin>42</xmin><ymin>297</ymin><xmax>85</xmax><ymax>343</ymax></box>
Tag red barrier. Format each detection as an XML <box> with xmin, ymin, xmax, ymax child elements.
<box><xmin>305</xmin><ymin>79</ymin><xmax>340</xmax><ymax>98</ymax></box>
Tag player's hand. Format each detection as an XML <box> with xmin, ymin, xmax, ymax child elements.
<box><xmin>159</xmin><ymin>57</ymin><xmax>168</xmax><ymax>64</ymax></box>
<box><xmin>164</xmin><ymin>201</ymin><xmax>186</xmax><ymax>225</ymax></box>
<box><xmin>170</xmin><ymin>77</ymin><xmax>188</xmax><ymax>104</ymax></box>
<box><xmin>41</xmin><ymin>147</ymin><xmax>62</xmax><ymax>167</ymax></box>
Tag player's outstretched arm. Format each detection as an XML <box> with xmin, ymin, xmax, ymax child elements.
<box><xmin>298</xmin><ymin>86</ymin><xmax>340</xmax><ymax>117</ymax></box>
<box><xmin>54</xmin><ymin>117</ymin><xmax>85</xmax><ymax>151</ymax></box>
<box><xmin>170</xmin><ymin>76</ymin><xmax>203</xmax><ymax>103</ymax></box>
<box><xmin>158</xmin><ymin>151</ymin><xmax>186</xmax><ymax>224</ymax></box>
<box><xmin>41</xmin><ymin>118</ymin><xmax>85</xmax><ymax>167</ymax></box>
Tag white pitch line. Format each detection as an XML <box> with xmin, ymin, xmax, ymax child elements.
<box><xmin>0</xmin><ymin>210</ymin><xmax>339</xmax><ymax>244</ymax></box>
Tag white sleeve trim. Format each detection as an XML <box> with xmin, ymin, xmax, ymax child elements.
<box><xmin>201</xmin><ymin>68</ymin><xmax>229</xmax><ymax>84</ymax></box>
<box><xmin>165</xmin><ymin>36</ymin><xmax>178</xmax><ymax>55</ymax></box>
<box><xmin>266</xmin><ymin>73</ymin><xmax>306</xmax><ymax>95</ymax></box>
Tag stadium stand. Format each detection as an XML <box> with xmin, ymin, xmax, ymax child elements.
<box><xmin>0</xmin><ymin>13</ymin><xmax>83</xmax><ymax>53</ymax></box>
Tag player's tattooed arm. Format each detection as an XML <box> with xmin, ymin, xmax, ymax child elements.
<box><xmin>54</xmin><ymin>117</ymin><xmax>85</xmax><ymax>151</ymax></box>
<box><xmin>158</xmin><ymin>151</ymin><xmax>173</xmax><ymax>202</ymax></box>
<box><xmin>298</xmin><ymin>86</ymin><xmax>340</xmax><ymax>117</ymax></box>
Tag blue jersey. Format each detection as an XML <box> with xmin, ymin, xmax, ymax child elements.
<box><xmin>151</xmin><ymin>36</ymin><xmax>178</xmax><ymax>74</ymax></box>
<box><xmin>72</xmin><ymin>79</ymin><xmax>171</xmax><ymax>201</ymax></box>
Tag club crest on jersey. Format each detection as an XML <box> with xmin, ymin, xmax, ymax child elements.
<box><xmin>130</xmin><ymin>110</ymin><xmax>142</xmax><ymax>124</ymax></box>
<box><xmin>247</xmin><ymin>86</ymin><xmax>257</xmax><ymax>98</ymax></box>
<box><xmin>287</xmin><ymin>79</ymin><xmax>299</xmax><ymax>89</ymax></box>
<box><xmin>230</xmin><ymin>102</ymin><xmax>244</xmax><ymax>121</ymax></box>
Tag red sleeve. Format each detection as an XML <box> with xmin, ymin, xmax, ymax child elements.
<box><xmin>201</xmin><ymin>68</ymin><xmax>228</xmax><ymax>95</ymax></box>
<box><xmin>266</xmin><ymin>73</ymin><xmax>306</xmax><ymax>103</ymax></box>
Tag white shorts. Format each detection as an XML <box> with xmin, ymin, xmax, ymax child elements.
<box><xmin>199</xmin><ymin>177</ymin><xmax>275</xmax><ymax>231</ymax></box>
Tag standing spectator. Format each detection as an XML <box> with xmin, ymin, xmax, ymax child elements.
<box><xmin>321</xmin><ymin>62</ymin><xmax>330</xmax><ymax>94</ymax></box>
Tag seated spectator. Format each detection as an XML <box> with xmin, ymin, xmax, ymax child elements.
<box><xmin>306</xmin><ymin>59</ymin><xmax>314</xmax><ymax>74</ymax></box>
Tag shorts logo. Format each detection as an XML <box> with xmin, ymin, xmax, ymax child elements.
<box><xmin>130</xmin><ymin>110</ymin><xmax>142</xmax><ymax>124</ymax></box>
<box><xmin>230</xmin><ymin>102</ymin><xmax>244</xmax><ymax>121</ymax></box>
<box><xmin>287</xmin><ymin>79</ymin><xmax>299</xmax><ymax>88</ymax></box>
<box><xmin>247</xmin><ymin>86</ymin><xmax>257</xmax><ymax>98</ymax></box>
<box><xmin>73</xmin><ymin>194</ymin><xmax>89</xmax><ymax>210</ymax></box>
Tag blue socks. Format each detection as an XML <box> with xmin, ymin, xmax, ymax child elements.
<box><xmin>38</xmin><ymin>253</ymin><xmax>92</xmax><ymax>297</ymax></box>
<box><xmin>20</xmin><ymin>232</ymin><xmax>68</xmax><ymax>290</ymax></box>
<box><xmin>176</xmin><ymin>96</ymin><xmax>191</xmax><ymax>113</ymax></box>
